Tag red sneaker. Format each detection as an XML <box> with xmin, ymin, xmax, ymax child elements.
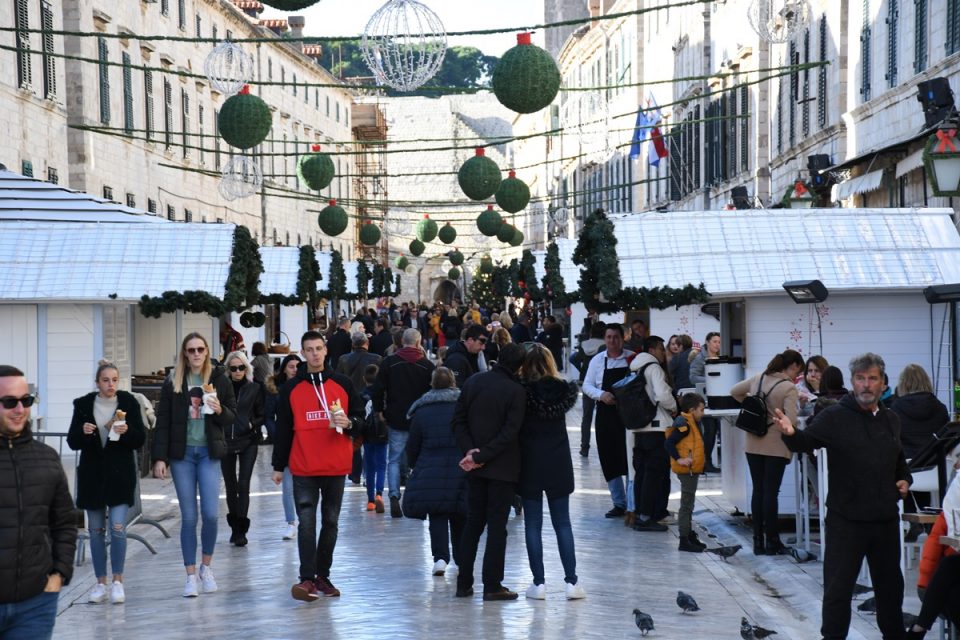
<box><xmin>366</xmin><ymin>501</ymin><xmax>375</xmax><ymax>511</ymax></box>
<box><xmin>291</xmin><ymin>579</ymin><xmax>319</xmax><ymax>602</ymax></box>
<box><xmin>374</xmin><ymin>495</ymin><xmax>385</xmax><ymax>514</ymax></box>
<box><xmin>314</xmin><ymin>576</ymin><xmax>341</xmax><ymax>597</ymax></box>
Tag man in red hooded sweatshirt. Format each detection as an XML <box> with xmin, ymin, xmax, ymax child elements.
<box><xmin>272</xmin><ymin>331</ymin><xmax>365</xmax><ymax>601</ymax></box>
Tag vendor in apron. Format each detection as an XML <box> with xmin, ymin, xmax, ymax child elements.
<box><xmin>582</xmin><ymin>324</ymin><xmax>634</xmax><ymax>518</ymax></box>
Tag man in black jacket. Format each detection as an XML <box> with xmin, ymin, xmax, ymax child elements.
<box><xmin>336</xmin><ymin>333</ymin><xmax>382</xmax><ymax>392</ymax></box>
<box><xmin>443</xmin><ymin>324</ymin><xmax>488</xmax><ymax>388</ymax></box>
<box><xmin>371</xmin><ymin>329</ymin><xmax>435</xmax><ymax>517</ymax></box>
<box><xmin>369</xmin><ymin>318</ymin><xmax>393</xmax><ymax>357</ymax></box>
<box><xmin>536</xmin><ymin>315</ymin><xmax>565</xmax><ymax>370</ymax></box>
<box><xmin>452</xmin><ymin>344</ymin><xmax>526</xmax><ymax>601</ymax></box>
<box><xmin>325</xmin><ymin>318</ymin><xmax>352</xmax><ymax>370</ymax></box>
<box><xmin>0</xmin><ymin>365</ymin><xmax>77</xmax><ymax>637</ymax></box>
<box><xmin>774</xmin><ymin>353</ymin><xmax>911</xmax><ymax>640</ymax></box>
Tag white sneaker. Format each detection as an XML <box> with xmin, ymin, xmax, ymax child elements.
<box><xmin>110</xmin><ymin>581</ymin><xmax>125</xmax><ymax>604</ymax></box>
<box><xmin>283</xmin><ymin>523</ymin><xmax>297</xmax><ymax>540</ymax></box>
<box><xmin>565</xmin><ymin>581</ymin><xmax>587</xmax><ymax>600</ymax></box>
<box><xmin>182</xmin><ymin>574</ymin><xmax>199</xmax><ymax>598</ymax></box>
<box><xmin>87</xmin><ymin>583</ymin><xmax>108</xmax><ymax>603</ymax></box>
<box><xmin>525</xmin><ymin>583</ymin><xmax>546</xmax><ymax>600</ymax></box>
<box><xmin>445</xmin><ymin>562</ymin><xmax>459</xmax><ymax>577</ymax></box>
<box><xmin>198</xmin><ymin>564</ymin><xmax>218</xmax><ymax>593</ymax></box>
<box><xmin>432</xmin><ymin>559</ymin><xmax>447</xmax><ymax>576</ymax></box>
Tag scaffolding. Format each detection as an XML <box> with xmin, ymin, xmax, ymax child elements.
<box><xmin>351</xmin><ymin>102</ymin><xmax>388</xmax><ymax>265</ymax></box>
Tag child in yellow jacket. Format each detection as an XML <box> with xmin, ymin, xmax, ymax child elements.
<box><xmin>665</xmin><ymin>393</ymin><xmax>707</xmax><ymax>553</ymax></box>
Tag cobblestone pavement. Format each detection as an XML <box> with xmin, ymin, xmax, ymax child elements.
<box><xmin>51</xmin><ymin>400</ymin><xmax>910</xmax><ymax>640</ymax></box>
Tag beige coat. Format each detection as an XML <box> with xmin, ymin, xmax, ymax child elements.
<box><xmin>730</xmin><ymin>371</ymin><xmax>797</xmax><ymax>460</ymax></box>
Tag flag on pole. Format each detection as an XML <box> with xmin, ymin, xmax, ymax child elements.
<box><xmin>629</xmin><ymin>108</ymin><xmax>655</xmax><ymax>159</ymax></box>
<box><xmin>645</xmin><ymin>95</ymin><xmax>669</xmax><ymax>167</ymax></box>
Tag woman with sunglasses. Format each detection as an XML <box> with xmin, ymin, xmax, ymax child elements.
<box><xmin>221</xmin><ymin>351</ymin><xmax>264</xmax><ymax>547</ymax></box>
<box><xmin>152</xmin><ymin>333</ymin><xmax>236</xmax><ymax>597</ymax></box>
<box><xmin>67</xmin><ymin>360</ymin><xmax>147</xmax><ymax>605</ymax></box>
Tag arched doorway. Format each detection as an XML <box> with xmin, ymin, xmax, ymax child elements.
<box><xmin>433</xmin><ymin>280</ymin><xmax>461</xmax><ymax>305</ymax></box>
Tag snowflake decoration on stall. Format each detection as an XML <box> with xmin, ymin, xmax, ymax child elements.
<box><xmin>361</xmin><ymin>0</ymin><xmax>447</xmax><ymax>92</ymax></box>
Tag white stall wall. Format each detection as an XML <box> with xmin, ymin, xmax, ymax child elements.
<box><xmin>46</xmin><ymin>304</ymin><xmax>95</xmax><ymax>430</ymax></box>
<box><xmin>134</xmin><ymin>314</ymin><xmax>178</xmax><ymax>375</ymax></box>
<box><xmin>0</xmin><ymin>305</ymin><xmax>38</xmax><ymax>383</ymax></box>
<box><xmin>650</xmin><ymin>304</ymin><xmax>721</xmax><ymax>347</ymax></box>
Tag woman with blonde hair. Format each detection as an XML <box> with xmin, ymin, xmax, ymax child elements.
<box><xmin>221</xmin><ymin>350</ymin><xmax>264</xmax><ymax>547</ymax></box>
<box><xmin>152</xmin><ymin>333</ymin><xmax>236</xmax><ymax>597</ymax></box>
<box><xmin>892</xmin><ymin>364</ymin><xmax>950</xmax><ymax>459</ymax></box>
<box><xmin>518</xmin><ymin>343</ymin><xmax>585</xmax><ymax>600</ymax></box>
<box><xmin>68</xmin><ymin>360</ymin><xmax>147</xmax><ymax>604</ymax></box>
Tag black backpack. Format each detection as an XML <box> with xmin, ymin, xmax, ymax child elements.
<box><xmin>612</xmin><ymin>362</ymin><xmax>660</xmax><ymax>429</ymax></box>
<box><xmin>735</xmin><ymin>373</ymin><xmax>788</xmax><ymax>437</ymax></box>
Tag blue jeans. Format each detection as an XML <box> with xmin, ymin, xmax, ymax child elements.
<box><xmin>282</xmin><ymin>467</ymin><xmax>296</xmax><ymax>524</ymax></box>
<box><xmin>607</xmin><ymin>476</ymin><xmax>626</xmax><ymax>510</ymax></box>
<box><xmin>170</xmin><ymin>445</ymin><xmax>220</xmax><ymax>566</ymax></box>
<box><xmin>87</xmin><ymin>504</ymin><xmax>130</xmax><ymax>578</ymax></box>
<box><xmin>387</xmin><ymin>428</ymin><xmax>409</xmax><ymax>499</ymax></box>
<box><xmin>522</xmin><ymin>495</ymin><xmax>578</xmax><ymax>586</ymax></box>
<box><xmin>363</xmin><ymin>441</ymin><xmax>387</xmax><ymax>501</ymax></box>
<box><xmin>0</xmin><ymin>591</ymin><xmax>58</xmax><ymax>640</ymax></box>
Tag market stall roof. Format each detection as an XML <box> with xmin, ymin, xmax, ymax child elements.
<box><xmin>0</xmin><ymin>221</ymin><xmax>234</xmax><ymax>302</ymax></box>
<box><xmin>0</xmin><ymin>168</ymin><xmax>166</xmax><ymax>223</ymax></box>
<box><xmin>259</xmin><ymin>246</ymin><xmax>301</xmax><ymax>297</ymax></box>
<box><xmin>602</xmin><ymin>208</ymin><xmax>960</xmax><ymax>298</ymax></box>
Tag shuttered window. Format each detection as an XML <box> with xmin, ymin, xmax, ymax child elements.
<box><xmin>886</xmin><ymin>0</ymin><xmax>898</xmax><ymax>88</ymax></box>
<box><xmin>802</xmin><ymin>29</ymin><xmax>810</xmax><ymax>137</ymax></box>
<box><xmin>178</xmin><ymin>0</ymin><xmax>186</xmax><ymax>30</ymax></box>
<box><xmin>914</xmin><ymin>0</ymin><xmax>928</xmax><ymax>72</ymax></box>
<box><xmin>144</xmin><ymin>70</ymin><xmax>154</xmax><ymax>140</ymax></box>
<box><xmin>198</xmin><ymin>104</ymin><xmax>205</xmax><ymax>165</ymax></box>
<box><xmin>41</xmin><ymin>1</ymin><xmax>55</xmax><ymax>98</ymax></box>
<box><xmin>161</xmin><ymin>0</ymin><xmax>169</xmax><ymax>16</ymax></box>
<box><xmin>213</xmin><ymin>109</ymin><xmax>220</xmax><ymax>170</ymax></box>
<box><xmin>948</xmin><ymin>0</ymin><xmax>960</xmax><ymax>55</ymax></box>
<box><xmin>860</xmin><ymin>0</ymin><xmax>872</xmax><ymax>102</ymax></box>
<box><xmin>776</xmin><ymin>60</ymin><xmax>784</xmax><ymax>153</ymax></box>
<box><xmin>693</xmin><ymin>105</ymin><xmax>701</xmax><ymax>190</ymax></box>
<box><xmin>740</xmin><ymin>85</ymin><xmax>750</xmax><ymax>173</ymax></box>
<box><xmin>122</xmin><ymin>52</ymin><xmax>134</xmax><ymax>133</ymax></box>
<box><xmin>163</xmin><ymin>79</ymin><xmax>173</xmax><ymax>147</ymax></box>
<box><xmin>727</xmin><ymin>89</ymin><xmax>737</xmax><ymax>178</ymax></box>
<box><xmin>98</xmin><ymin>37</ymin><xmax>110</xmax><ymax>124</ymax></box>
<box><xmin>15</xmin><ymin>0</ymin><xmax>31</xmax><ymax>89</ymax></box>
<box><xmin>818</xmin><ymin>15</ymin><xmax>828</xmax><ymax>128</ymax></box>
<box><xmin>789</xmin><ymin>41</ymin><xmax>798</xmax><ymax>148</ymax></box>
<box><xmin>181</xmin><ymin>89</ymin><xmax>190</xmax><ymax>158</ymax></box>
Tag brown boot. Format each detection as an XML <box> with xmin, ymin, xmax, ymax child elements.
<box><xmin>624</xmin><ymin>511</ymin><xmax>636</xmax><ymax>527</ymax></box>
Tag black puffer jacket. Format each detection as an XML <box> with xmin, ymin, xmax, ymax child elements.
<box><xmin>519</xmin><ymin>378</ymin><xmax>579</xmax><ymax>500</ymax></box>
<box><xmin>0</xmin><ymin>431</ymin><xmax>77</xmax><ymax>602</ymax></box>
<box><xmin>152</xmin><ymin>366</ymin><xmax>237</xmax><ymax>462</ymax></box>
<box><xmin>371</xmin><ymin>350</ymin><xmax>434</xmax><ymax>431</ymax></box>
<box><xmin>443</xmin><ymin>340</ymin><xmax>479</xmax><ymax>389</ymax></box>
<box><xmin>67</xmin><ymin>391</ymin><xmax>147</xmax><ymax>509</ymax></box>
<box><xmin>401</xmin><ymin>389</ymin><xmax>466</xmax><ymax>519</ymax></box>
<box><xmin>226</xmin><ymin>380</ymin><xmax>264</xmax><ymax>454</ymax></box>
<box><xmin>890</xmin><ymin>392</ymin><xmax>950</xmax><ymax>459</ymax></box>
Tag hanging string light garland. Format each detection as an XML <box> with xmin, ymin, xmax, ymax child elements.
<box><xmin>361</xmin><ymin>0</ymin><xmax>447</xmax><ymax>92</ymax></box>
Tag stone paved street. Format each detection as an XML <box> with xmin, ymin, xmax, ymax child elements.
<box><xmin>50</xmin><ymin>401</ymin><xmax>914</xmax><ymax>640</ymax></box>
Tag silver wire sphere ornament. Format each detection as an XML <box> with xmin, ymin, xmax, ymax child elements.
<box><xmin>219</xmin><ymin>155</ymin><xmax>263</xmax><ymax>200</ymax></box>
<box><xmin>385</xmin><ymin>211</ymin><xmax>410</xmax><ymax>235</ymax></box>
<box><xmin>747</xmin><ymin>0</ymin><xmax>810</xmax><ymax>44</ymax></box>
<box><xmin>361</xmin><ymin>0</ymin><xmax>447</xmax><ymax>92</ymax></box>
<box><xmin>204</xmin><ymin>41</ymin><xmax>254</xmax><ymax>96</ymax></box>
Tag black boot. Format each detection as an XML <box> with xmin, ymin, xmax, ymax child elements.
<box><xmin>765</xmin><ymin>535</ymin><xmax>790</xmax><ymax>555</ymax></box>
<box><xmin>753</xmin><ymin>524</ymin><xmax>764</xmax><ymax>555</ymax></box>
<box><xmin>687</xmin><ymin>531</ymin><xmax>707</xmax><ymax>551</ymax></box>
<box><xmin>226</xmin><ymin>513</ymin><xmax>238</xmax><ymax>545</ymax></box>
<box><xmin>235</xmin><ymin>516</ymin><xmax>250</xmax><ymax>547</ymax></box>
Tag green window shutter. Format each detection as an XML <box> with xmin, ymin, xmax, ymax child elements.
<box><xmin>914</xmin><ymin>0</ymin><xmax>928</xmax><ymax>73</ymax></box>
<box><xmin>122</xmin><ymin>52</ymin><xmax>133</xmax><ymax>133</ymax></box>
<box><xmin>802</xmin><ymin>28</ymin><xmax>810</xmax><ymax>137</ymax></box>
<box><xmin>885</xmin><ymin>0</ymin><xmax>898</xmax><ymax>88</ymax></box>
<box><xmin>15</xmin><ymin>0</ymin><xmax>31</xmax><ymax>89</ymax></box>
<box><xmin>144</xmin><ymin>70</ymin><xmax>154</xmax><ymax>140</ymax></box>
<box><xmin>860</xmin><ymin>0</ymin><xmax>872</xmax><ymax>102</ymax></box>
<box><xmin>41</xmin><ymin>1</ymin><xmax>55</xmax><ymax>98</ymax></box>
<box><xmin>98</xmin><ymin>37</ymin><xmax>110</xmax><ymax>124</ymax></box>
<box><xmin>740</xmin><ymin>85</ymin><xmax>749</xmax><ymax>173</ymax></box>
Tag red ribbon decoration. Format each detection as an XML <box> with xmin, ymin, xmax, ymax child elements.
<box><xmin>793</xmin><ymin>180</ymin><xmax>809</xmax><ymax>196</ymax></box>
<box><xmin>936</xmin><ymin>128</ymin><xmax>958</xmax><ymax>153</ymax></box>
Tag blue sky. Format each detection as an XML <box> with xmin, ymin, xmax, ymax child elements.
<box><xmin>261</xmin><ymin>0</ymin><xmax>546</xmax><ymax>56</ymax></box>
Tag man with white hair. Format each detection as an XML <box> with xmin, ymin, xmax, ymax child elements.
<box><xmin>371</xmin><ymin>328</ymin><xmax>435</xmax><ymax>517</ymax></box>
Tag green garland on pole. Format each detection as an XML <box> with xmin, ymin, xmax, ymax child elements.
<box><xmin>394</xmin><ymin>272</ymin><xmax>402</xmax><ymax>297</ymax></box>
<box><xmin>357</xmin><ymin>259</ymin><xmax>371</xmax><ymax>298</ymax></box>
<box><xmin>326</xmin><ymin>249</ymin><xmax>347</xmax><ymax>301</ymax></box>
<box><xmin>519</xmin><ymin>249</ymin><xmax>541</xmax><ymax>300</ymax></box>
<box><xmin>542</xmin><ymin>242</ymin><xmax>571</xmax><ymax>306</ymax></box>
<box><xmin>573</xmin><ymin>209</ymin><xmax>622</xmax><ymax>310</ymax></box>
<box><xmin>491</xmin><ymin>264</ymin><xmax>511</xmax><ymax>298</ymax></box>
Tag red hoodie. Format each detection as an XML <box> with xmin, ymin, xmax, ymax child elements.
<box><xmin>286</xmin><ymin>372</ymin><xmax>354</xmax><ymax>476</ymax></box>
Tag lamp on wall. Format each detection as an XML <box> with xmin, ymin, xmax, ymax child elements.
<box><xmin>923</xmin><ymin>108</ymin><xmax>960</xmax><ymax>197</ymax></box>
<box><xmin>783</xmin><ymin>279</ymin><xmax>829</xmax><ymax>304</ymax></box>
<box><xmin>923</xmin><ymin>284</ymin><xmax>960</xmax><ymax>304</ymax></box>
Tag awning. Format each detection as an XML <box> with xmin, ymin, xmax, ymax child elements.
<box><xmin>831</xmin><ymin>169</ymin><xmax>885</xmax><ymax>201</ymax></box>
<box><xmin>820</xmin><ymin>126</ymin><xmax>933</xmax><ymax>175</ymax></box>
<box><xmin>896</xmin><ymin>148</ymin><xmax>926</xmax><ymax>179</ymax></box>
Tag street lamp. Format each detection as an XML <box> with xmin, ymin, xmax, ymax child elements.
<box><xmin>923</xmin><ymin>283</ymin><xmax>960</xmax><ymax>304</ymax></box>
<box><xmin>783</xmin><ymin>279</ymin><xmax>829</xmax><ymax>304</ymax></box>
<box><xmin>923</xmin><ymin>109</ymin><xmax>960</xmax><ymax>197</ymax></box>
<box><xmin>786</xmin><ymin>180</ymin><xmax>815</xmax><ymax>208</ymax></box>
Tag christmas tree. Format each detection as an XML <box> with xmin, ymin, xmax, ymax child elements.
<box><xmin>470</xmin><ymin>263</ymin><xmax>500</xmax><ymax>310</ymax></box>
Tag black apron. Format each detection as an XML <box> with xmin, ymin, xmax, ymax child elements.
<box><xmin>595</xmin><ymin>357</ymin><xmax>630</xmax><ymax>482</ymax></box>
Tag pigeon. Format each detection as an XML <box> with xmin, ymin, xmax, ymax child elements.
<box><xmin>633</xmin><ymin>609</ymin><xmax>655</xmax><ymax>636</ymax></box>
<box><xmin>705</xmin><ymin>544</ymin><xmax>742</xmax><ymax>561</ymax></box>
<box><xmin>676</xmin><ymin>590</ymin><xmax>700</xmax><ymax>613</ymax></box>
<box><xmin>741</xmin><ymin>617</ymin><xmax>778</xmax><ymax>639</ymax></box>
<box><xmin>857</xmin><ymin>596</ymin><xmax>877</xmax><ymax>613</ymax></box>
<box><xmin>852</xmin><ymin>583</ymin><xmax>874</xmax><ymax>597</ymax></box>
<box><xmin>790</xmin><ymin>547</ymin><xmax>815</xmax><ymax>563</ymax></box>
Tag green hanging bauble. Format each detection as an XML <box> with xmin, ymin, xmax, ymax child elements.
<box><xmin>480</xmin><ymin>255</ymin><xmax>494</xmax><ymax>274</ymax></box>
<box><xmin>251</xmin><ymin>311</ymin><xmax>266</xmax><ymax>327</ymax></box>
<box><xmin>495</xmin><ymin>170</ymin><xmax>531</xmax><ymax>213</ymax></box>
<box><xmin>409</xmin><ymin>239</ymin><xmax>425</xmax><ymax>257</ymax></box>
<box><xmin>448</xmin><ymin>267</ymin><xmax>461</xmax><ymax>281</ymax></box>
<box><xmin>438</xmin><ymin>223</ymin><xmax>457</xmax><ymax>244</ymax></box>
<box><xmin>261</xmin><ymin>0</ymin><xmax>320</xmax><ymax>9</ymax></box>
<box><xmin>477</xmin><ymin>205</ymin><xmax>504</xmax><ymax>237</ymax></box>
<box><xmin>458</xmin><ymin>148</ymin><xmax>502</xmax><ymax>201</ymax></box>
<box><xmin>317</xmin><ymin>199</ymin><xmax>349</xmax><ymax>237</ymax></box>
<box><xmin>510</xmin><ymin>228</ymin><xmax>525</xmax><ymax>247</ymax></box>
<box><xmin>448</xmin><ymin>250</ymin><xmax>464</xmax><ymax>266</ymax></box>
<box><xmin>395</xmin><ymin>255</ymin><xmax>409</xmax><ymax>271</ymax></box>
<box><xmin>416</xmin><ymin>215</ymin><xmax>439</xmax><ymax>242</ymax></box>
<box><xmin>297</xmin><ymin>144</ymin><xmax>335</xmax><ymax>191</ymax></box>
<box><xmin>217</xmin><ymin>86</ymin><xmax>272</xmax><ymax>150</ymax></box>
<box><xmin>359</xmin><ymin>221</ymin><xmax>382</xmax><ymax>246</ymax></box>
<box><xmin>497</xmin><ymin>222</ymin><xmax>517</xmax><ymax>243</ymax></box>
<box><xmin>492</xmin><ymin>33</ymin><xmax>561</xmax><ymax>114</ymax></box>
<box><xmin>239</xmin><ymin>311</ymin><xmax>254</xmax><ymax>328</ymax></box>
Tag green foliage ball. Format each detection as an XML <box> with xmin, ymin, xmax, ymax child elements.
<box><xmin>409</xmin><ymin>239</ymin><xmax>425</xmax><ymax>257</ymax></box>
<box><xmin>317</xmin><ymin>202</ymin><xmax>349</xmax><ymax>237</ymax></box>
<box><xmin>239</xmin><ymin>311</ymin><xmax>253</xmax><ymax>328</ymax></box>
<box><xmin>492</xmin><ymin>41</ymin><xmax>561</xmax><ymax>114</ymax></box>
<box><xmin>480</xmin><ymin>256</ymin><xmax>494</xmax><ymax>274</ymax></box>
<box><xmin>359</xmin><ymin>222</ymin><xmax>382</xmax><ymax>246</ymax></box>
<box><xmin>510</xmin><ymin>228</ymin><xmax>525</xmax><ymax>247</ymax></box>
<box><xmin>251</xmin><ymin>311</ymin><xmax>266</xmax><ymax>327</ymax></box>
<box><xmin>261</xmin><ymin>0</ymin><xmax>320</xmax><ymax>8</ymax></box>
<box><xmin>458</xmin><ymin>154</ymin><xmax>502</xmax><ymax>201</ymax></box>
<box><xmin>495</xmin><ymin>175</ymin><xmax>531</xmax><ymax>213</ymax></box>
<box><xmin>438</xmin><ymin>223</ymin><xmax>457</xmax><ymax>244</ymax></box>
<box><xmin>416</xmin><ymin>217</ymin><xmax>438</xmax><ymax>242</ymax></box>
<box><xmin>395</xmin><ymin>256</ymin><xmax>409</xmax><ymax>271</ymax></box>
<box><xmin>218</xmin><ymin>92</ymin><xmax>272</xmax><ymax>150</ymax></box>
<box><xmin>477</xmin><ymin>207</ymin><xmax>504</xmax><ymax>237</ymax></box>
<box><xmin>448</xmin><ymin>268</ymin><xmax>461</xmax><ymax>281</ymax></box>
<box><xmin>497</xmin><ymin>223</ymin><xmax>516</xmax><ymax>243</ymax></box>
<box><xmin>448</xmin><ymin>250</ymin><xmax>464</xmax><ymax>266</ymax></box>
<box><xmin>297</xmin><ymin>152</ymin><xmax>335</xmax><ymax>191</ymax></box>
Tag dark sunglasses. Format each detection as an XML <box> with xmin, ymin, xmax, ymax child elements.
<box><xmin>186</xmin><ymin>346</ymin><xmax>206</xmax><ymax>355</ymax></box>
<box><xmin>229</xmin><ymin>365</ymin><xmax>247</xmax><ymax>372</ymax></box>
<box><xmin>0</xmin><ymin>395</ymin><xmax>35</xmax><ymax>410</ymax></box>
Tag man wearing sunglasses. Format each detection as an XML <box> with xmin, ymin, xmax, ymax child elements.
<box><xmin>443</xmin><ymin>324</ymin><xmax>489</xmax><ymax>389</ymax></box>
<box><xmin>0</xmin><ymin>365</ymin><xmax>77</xmax><ymax>639</ymax></box>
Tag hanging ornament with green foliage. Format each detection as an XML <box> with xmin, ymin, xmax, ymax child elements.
<box><xmin>317</xmin><ymin>199</ymin><xmax>349</xmax><ymax>237</ymax></box>
<box><xmin>395</xmin><ymin>254</ymin><xmax>410</xmax><ymax>271</ymax></box>
<box><xmin>497</xmin><ymin>222</ymin><xmax>517</xmax><ymax>243</ymax></box>
<box><xmin>448</xmin><ymin>249</ymin><xmax>464</xmax><ymax>266</ymax></box>
<box><xmin>477</xmin><ymin>204</ymin><xmax>504</xmax><ymax>237</ymax></box>
<box><xmin>437</xmin><ymin>222</ymin><xmax>457</xmax><ymax>244</ymax></box>
<box><xmin>448</xmin><ymin>267</ymin><xmax>461</xmax><ymax>280</ymax></box>
<box><xmin>217</xmin><ymin>86</ymin><xmax>272</xmax><ymax>150</ymax></box>
<box><xmin>251</xmin><ymin>311</ymin><xmax>266</xmax><ymax>327</ymax></box>
<box><xmin>492</xmin><ymin>33</ymin><xmax>561</xmax><ymax>114</ymax></box>
<box><xmin>495</xmin><ymin>170</ymin><xmax>531</xmax><ymax>213</ymax></box>
<box><xmin>416</xmin><ymin>214</ymin><xmax>438</xmax><ymax>242</ymax></box>
<box><xmin>261</xmin><ymin>0</ymin><xmax>321</xmax><ymax>9</ymax></box>
<box><xmin>510</xmin><ymin>228</ymin><xmax>525</xmax><ymax>247</ymax></box>
<box><xmin>409</xmin><ymin>239</ymin><xmax>425</xmax><ymax>256</ymax></box>
<box><xmin>297</xmin><ymin>144</ymin><xmax>335</xmax><ymax>191</ymax></box>
<box><xmin>480</xmin><ymin>255</ymin><xmax>494</xmax><ymax>274</ymax></box>
<box><xmin>359</xmin><ymin>220</ymin><xmax>382</xmax><ymax>246</ymax></box>
<box><xmin>458</xmin><ymin>148</ymin><xmax>502</xmax><ymax>200</ymax></box>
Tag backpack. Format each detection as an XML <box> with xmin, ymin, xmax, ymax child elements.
<box><xmin>735</xmin><ymin>374</ymin><xmax>788</xmax><ymax>437</ymax></box>
<box><xmin>361</xmin><ymin>397</ymin><xmax>389</xmax><ymax>444</ymax></box>
<box><xmin>611</xmin><ymin>362</ymin><xmax>660</xmax><ymax>430</ymax></box>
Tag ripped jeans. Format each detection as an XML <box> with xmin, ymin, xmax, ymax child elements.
<box><xmin>87</xmin><ymin>504</ymin><xmax>130</xmax><ymax>578</ymax></box>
